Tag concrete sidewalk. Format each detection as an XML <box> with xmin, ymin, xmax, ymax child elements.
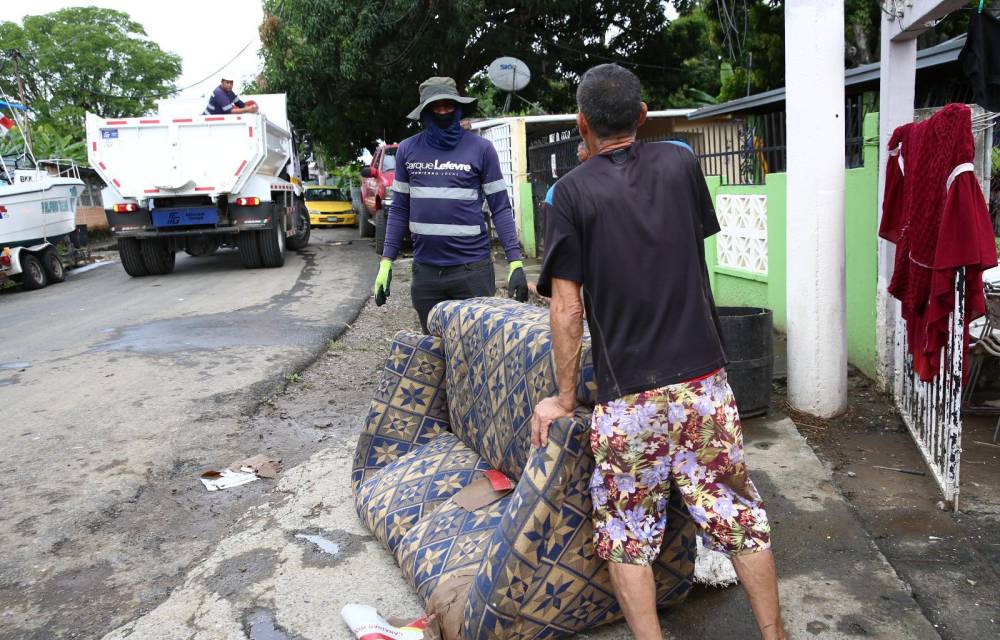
<box><xmin>99</xmin><ymin>276</ymin><xmax>941</xmax><ymax>640</ymax></box>
<box><xmin>99</xmin><ymin>415</ymin><xmax>939</xmax><ymax>640</ymax></box>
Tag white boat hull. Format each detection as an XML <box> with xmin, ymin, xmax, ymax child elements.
<box><xmin>0</xmin><ymin>177</ymin><xmax>83</xmax><ymax>247</ymax></box>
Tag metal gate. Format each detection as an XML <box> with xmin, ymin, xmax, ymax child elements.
<box><xmin>893</xmin><ymin>271</ymin><xmax>965</xmax><ymax>506</ymax></box>
<box><xmin>526</xmin><ymin>132</ymin><xmax>582</xmax><ymax>255</ymax></box>
<box><xmin>890</xmin><ymin>107</ymin><xmax>994</xmax><ymax>508</ymax></box>
<box><xmin>479</xmin><ymin>123</ymin><xmax>517</xmax><ymax>208</ymax></box>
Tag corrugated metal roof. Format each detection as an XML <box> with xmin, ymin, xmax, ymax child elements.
<box><xmin>470</xmin><ymin>109</ymin><xmax>694</xmax><ymax>131</ymax></box>
<box><xmin>688</xmin><ymin>35</ymin><xmax>966</xmax><ymax>121</ymax></box>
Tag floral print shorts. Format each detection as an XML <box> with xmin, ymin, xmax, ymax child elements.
<box><xmin>589</xmin><ymin>368</ymin><xmax>771</xmax><ymax>565</ymax></box>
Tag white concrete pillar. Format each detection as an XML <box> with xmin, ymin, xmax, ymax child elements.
<box><xmin>785</xmin><ymin>0</ymin><xmax>847</xmax><ymax>417</ymax></box>
<box><xmin>875</xmin><ymin>20</ymin><xmax>916</xmax><ymax>392</ymax></box>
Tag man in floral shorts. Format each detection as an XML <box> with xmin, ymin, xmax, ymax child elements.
<box><xmin>533</xmin><ymin>63</ymin><xmax>784</xmax><ymax>640</ymax></box>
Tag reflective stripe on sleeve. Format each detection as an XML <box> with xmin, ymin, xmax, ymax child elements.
<box><xmin>409</xmin><ymin>222</ymin><xmax>484</xmax><ymax>237</ymax></box>
<box><xmin>410</xmin><ymin>186</ymin><xmax>478</xmax><ymax>200</ymax></box>
<box><xmin>391</xmin><ymin>180</ymin><xmax>410</xmax><ymax>193</ymax></box>
<box><xmin>482</xmin><ymin>178</ymin><xmax>507</xmax><ymax>195</ymax></box>
<box><xmin>222</xmin><ymin>102</ymin><xmax>234</xmax><ymax>112</ymax></box>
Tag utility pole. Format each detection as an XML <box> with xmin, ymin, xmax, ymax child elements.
<box><xmin>11</xmin><ymin>49</ymin><xmax>31</xmax><ymax>149</ymax></box>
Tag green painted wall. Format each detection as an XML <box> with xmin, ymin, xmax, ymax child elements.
<box><xmin>765</xmin><ymin>172</ymin><xmax>787</xmax><ymax>331</ymax></box>
<box><xmin>518</xmin><ymin>182</ymin><xmax>536</xmax><ymax>258</ymax></box>
<box><xmin>844</xmin><ymin>114</ymin><xmax>880</xmax><ymax>379</ymax></box>
<box><xmin>703</xmin><ymin>112</ymin><xmax>880</xmax><ymax>377</ymax></box>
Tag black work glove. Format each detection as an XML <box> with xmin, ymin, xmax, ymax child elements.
<box><xmin>373</xmin><ymin>259</ymin><xmax>392</xmax><ymax>306</ymax></box>
<box><xmin>507</xmin><ymin>261</ymin><xmax>528</xmax><ymax>303</ymax></box>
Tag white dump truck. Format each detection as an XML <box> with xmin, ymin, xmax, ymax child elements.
<box><xmin>85</xmin><ymin>94</ymin><xmax>310</xmax><ymax>276</ymax></box>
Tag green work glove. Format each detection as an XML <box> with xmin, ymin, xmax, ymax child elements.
<box><xmin>373</xmin><ymin>259</ymin><xmax>392</xmax><ymax>306</ymax></box>
<box><xmin>507</xmin><ymin>260</ymin><xmax>528</xmax><ymax>303</ymax></box>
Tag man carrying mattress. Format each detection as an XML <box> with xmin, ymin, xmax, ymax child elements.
<box><xmin>532</xmin><ymin>63</ymin><xmax>786</xmax><ymax>640</ymax></box>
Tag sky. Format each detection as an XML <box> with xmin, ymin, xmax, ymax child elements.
<box><xmin>6</xmin><ymin>1</ymin><xmax>264</xmax><ymax>100</ymax></box>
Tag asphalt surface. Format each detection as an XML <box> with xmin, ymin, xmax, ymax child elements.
<box><xmin>99</xmin><ymin>265</ymin><xmax>940</xmax><ymax>640</ymax></box>
<box><xmin>0</xmin><ymin>228</ymin><xmax>377</xmax><ymax>639</ymax></box>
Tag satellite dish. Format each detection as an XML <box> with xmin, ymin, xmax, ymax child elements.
<box><xmin>488</xmin><ymin>57</ymin><xmax>531</xmax><ymax>93</ymax></box>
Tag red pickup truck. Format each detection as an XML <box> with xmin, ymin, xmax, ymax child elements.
<box><xmin>359</xmin><ymin>143</ymin><xmax>398</xmax><ymax>254</ymax></box>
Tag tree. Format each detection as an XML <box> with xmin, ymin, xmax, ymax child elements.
<box><xmin>0</xmin><ymin>7</ymin><xmax>182</xmax><ymax>141</ymax></box>
<box><xmin>258</xmin><ymin>0</ymin><xmax>674</xmax><ymax>159</ymax></box>
<box><xmin>0</xmin><ymin>122</ymin><xmax>87</xmax><ymax>164</ymax></box>
<box><xmin>693</xmin><ymin>0</ymin><xmax>977</xmax><ymax>101</ymax></box>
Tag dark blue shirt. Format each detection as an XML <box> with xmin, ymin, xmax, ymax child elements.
<box><xmin>204</xmin><ymin>86</ymin><xmax>245</xmax><ymax>115</ymax></box>
<box><xmin>383</xmin><ymin>130</ymin><xmax>522</xmax><ymax>266</ymax></box>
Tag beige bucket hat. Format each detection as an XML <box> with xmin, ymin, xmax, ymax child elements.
<box><xmin>406</xmin><ymin>76</ymin><xmax>477</xmax><ymax>120</ymax></box>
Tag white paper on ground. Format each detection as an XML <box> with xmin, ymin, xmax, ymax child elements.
<box><xmin>694</xmin><ymin>536</ymin><xmax>740</xmax><ymax>587</ymax></box>
<box><xmin>200</xmin><ymin>469</ymin><xmax>259</xmax><ymax>491</ymax></box>
<box><xmin>341</xmin><ymin>604</ymin><xmax>424</xmax><ymax>640</ymax></box>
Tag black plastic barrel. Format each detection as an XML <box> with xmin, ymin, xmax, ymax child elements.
<box><xmin>717</xmin><ymin>307</ymin><xmax>773</xmax><ymax>418</ymax></box>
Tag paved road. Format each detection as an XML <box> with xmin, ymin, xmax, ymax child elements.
<box><xmin>0</xmin><ymin>228</ymin><xmax>376</xmax><ymax>639</ymax></box>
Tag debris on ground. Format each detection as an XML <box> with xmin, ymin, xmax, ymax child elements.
<box><xmin>230</xmin><ymin>454</ymin><xmax>282</xmax><ymax>478</ymax></box>
<box><xmin>199</xmin><ymin>454</ymin><xmax>282</xmax><ymax>490</ymax></box>
<box><xmin>199</xmin><ymin>469</ymin><xmax>258</xmax><ymax>491</ymax></box>
<box><xmin>341</xmin><ymin>604</ymin><xmax>434</xmax><ymax>640</ymax></box>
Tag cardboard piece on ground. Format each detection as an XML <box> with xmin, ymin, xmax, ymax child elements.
<box><xmin>229</xmin><ymin>454</ymin><xmax>282</xmax><ymax>479</ymax></box>
<box><xmin>199</xmin><ymin>469</ymin><xmax>258</xmax><ymax>491</ymax></box>
<box><xmin>451</xmin><ymin>476</ymin><xmax>512</xmax><ymax>512</ymax></box>
<box><xmin>425</xmin><ymin>568</ymin><xmax>476</xmax><ymax>640</ymax></box>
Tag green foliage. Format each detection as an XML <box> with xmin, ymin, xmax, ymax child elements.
<box><xmin>0</xmin><ymin>122</ymin><xmax>87</xmax><ymax>164</ymax></box>
<box><xmin>0</xmin><ymin>7</ymin><xmax>182</xmax><ymax>143</ymax></box>
<box><xmin>259</xmin><ymin>0</ymin><xmax>675</xmax><ymax>158</ymax></box>
<box><xmin>329</xmin><ymin>163</ymin><xmax>361</xmax><ymax>190</ymax></box>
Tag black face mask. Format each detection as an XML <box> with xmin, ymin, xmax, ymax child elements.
<box><xmin>430</xmin><ymin>110</ymin><xmax>456</xmax><ymax>128</ymax></box>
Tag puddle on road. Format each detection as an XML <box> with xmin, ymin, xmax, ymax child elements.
<box><xmin>0</xmin><ymin>361</ymin><xmax>30</xmax><ymax>370</ymax></box>
<box><xmin>294</xmin><ymin>533</ymin><xmax>340</xmax><ymax>556</ymax></box>
<box><xmin>95</xmin><ymin>313</ymin><xmax>324</xmax><ymax>355</ymax></box>
<box><xmin>0</xmin><ymin>378</ymin><xmax>17</xmax><ymax>387</ymax></box>
<box><xmin>245</xmin><ymin>608</ymin><xmax>294</xmax><ymax>640</ymax></box>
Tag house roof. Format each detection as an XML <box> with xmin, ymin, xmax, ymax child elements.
<box><xmin>687</xmin><ymin>35</ymin><xmax>967</xmax><ymax>121</ymax></box>
<box><xmin>470</xmin><ymin>109</ymin><xmax>694</xmax><ymax>131</ymax></box>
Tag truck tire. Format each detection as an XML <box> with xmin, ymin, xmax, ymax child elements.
<box><xmin>259</xmin><ymin>216</ymin><xmax>286</xmax><ymax>268</ymax></box>
<box><xmin>20</xmin><ymin>253</ymin><xmax>48</xmax><ymax>290</ymax></box>
<box><xmin>375</xmin><ymin>208</ymin><xmax>387</xmax><ymax>257</ymax></box>
<box><xmin>43</xmin><ymin>248</ymin><xmax>66</xmax><ymax>283</ymax></box>
<box><xmin>286</xmin><ymin>202</ymin><xmax>311</xmax><ymax>250</ymax></box>
<box><xmin>141</xmin><ymin>238</ymin><xmax>176</xmax><ymax>275</ymax></box>
<box><xmin>117</xmin><ymin>238</ymin><xmax>149</xmax><ymax>277</ymax></box>
<box><xmin>238</xmin><ymin>230</ymin><xmax>263</xmax><ymax>268</ymax></box>
<box><xmin>359</xmin><ymin>207</ymin><xmax>376</xmax><ymax>238</ymax></box>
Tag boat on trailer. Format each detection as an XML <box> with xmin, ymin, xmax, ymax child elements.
<box><xmin>0</xmin><ymin>159</ymin><xmax>84</xmax><ymax>248</ymax></box>
<box><xmin>0</xmin><ymin>95</ymin><xmax>86</xmax><ymax>290</ymax></box>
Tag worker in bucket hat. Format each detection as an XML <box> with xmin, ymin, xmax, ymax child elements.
<box><xmin>372</xmin><ymin>77</ymin><xmax>528</xmax><ymax>331</ymax></box>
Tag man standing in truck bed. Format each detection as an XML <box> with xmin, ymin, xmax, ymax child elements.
<box><xmin>372</xmin><ymin>77</ymin><xmax>527</xmax><ymax>332</ymax></box>
<box><xmin>203</xmin><ymin>78</ymin><xmax>258</xmax><ymax>116</ymax></box>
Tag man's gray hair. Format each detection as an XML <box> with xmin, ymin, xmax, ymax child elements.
<box><xmin>576</xmin><ymin>64</ymin><xmax>642</xmax><ymax>138</ymax></box>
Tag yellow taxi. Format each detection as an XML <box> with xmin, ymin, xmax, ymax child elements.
<box><xmin>304</xmin><ymin>185</ymin><xmax>356</xmax><ymax>227</ymax></box>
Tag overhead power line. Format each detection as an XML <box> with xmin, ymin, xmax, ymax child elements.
<box><xmin>2</xmin><ymin>40</ymin><xmax>254</xmax><ymax>104</ymax></box>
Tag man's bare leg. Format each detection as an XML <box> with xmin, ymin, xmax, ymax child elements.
<box><xmin>731</xmin><ymin>549</ymin><xmax>786</xmax><ymax>640</ymax></box>
<box><xmin>607</xmin><ymin>562</ymin><xmax>661</xmax><ymax>640</ymax></box>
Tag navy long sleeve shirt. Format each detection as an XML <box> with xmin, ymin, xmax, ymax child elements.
<box><xmin>383</xmin><ymin>130</ymin><xmax>523</xmax><ymax>266</ymax></box>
